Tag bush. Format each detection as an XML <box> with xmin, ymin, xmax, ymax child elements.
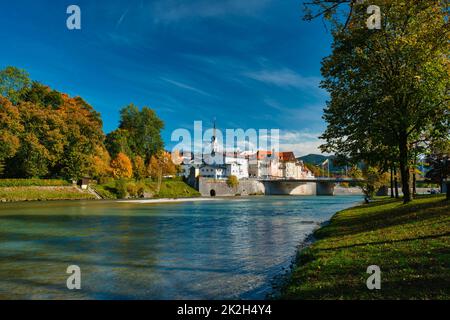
<box><xmin>126</xmin><ymin>182</ymin><xmax>138</xmax><ymax>198</ymax></box>
<box><xmin>136</xmin><ymin>182</ymin><xmax>146</xmax><ymax>198</ymax></box>
<box><xmin>227</xmin><ymin>175</ymin><xmax>239</xmax><ymax>189</ymax></box>
<box><xmin>115</xmin><ymin>179</ymin><xmax>128</xmax><ymax>199</ymax></box>
<box><xmin>98</xmin><ymin>176</ymin><xmax>114</xmax><ymax>185</ymax></box>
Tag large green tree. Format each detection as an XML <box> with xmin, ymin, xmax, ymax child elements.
<box><xmin>316</xmin><ymin>0</ymin><xmax>449</xmax><ymax>203</ymax></box>
<box><xmin>106</xmin><ymin>104</ymin><xmax>164</xmax><ymax>161</ymax></box>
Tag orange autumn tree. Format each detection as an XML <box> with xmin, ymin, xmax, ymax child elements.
<box><xmin>146</xmin><ymin>151</ymin><xmax>177</xmax><ymax>180</ymax></box>
<box><xmin>89</xmin><ymin>146</ymin><xmax>112</xmax><ymax>180</ymax></box>
<box><xmin>111</xmin><ymin>152</ymin><xmax>133</xmax><ymax>179</ymax></box>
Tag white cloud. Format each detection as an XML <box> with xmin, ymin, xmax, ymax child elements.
<box><xmin>278</xmin><ymin>130</ymin><xmax>329</xmax><ymax>157</ymax></box>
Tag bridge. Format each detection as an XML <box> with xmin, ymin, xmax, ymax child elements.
<box><xmin>258</xmin><ymin>178</ymin><xmax>366</xmax><ymax>196</ymax></box>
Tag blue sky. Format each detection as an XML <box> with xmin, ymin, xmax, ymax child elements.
<box><xmin>0</xmin><ymin>0</ymin><xmax>333</xmax><ymax>156</ymax></box>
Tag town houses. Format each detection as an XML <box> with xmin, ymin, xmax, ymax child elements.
<box><xmin>181</xmin><ymin>150</ymin><xmax>313</xmax><ymax>181</ymax></box>
<box><xmin>179</xmin><ymin>121</ymin><xmax>313</xmax><ymax>181</ymax></box>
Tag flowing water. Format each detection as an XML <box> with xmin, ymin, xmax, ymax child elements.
<box><xmin>0</xmin><ymin>196</ymin><xmax>362</xmax><ymax>299</ymax></box>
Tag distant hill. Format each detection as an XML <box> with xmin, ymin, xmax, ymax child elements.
<box><xmin>297</xmin><ymin>154</ymin><xmax>332</xmax><ymax>166</ymax></box>
<box><xmin>298</xmin><ymin>154</ymin><xmax>349</xmax><ymax>175</ymax></box>
<box><xmin>298</xmin><ymin>154</ymin><xmax>365</xmax><ymax>176</ymax></box>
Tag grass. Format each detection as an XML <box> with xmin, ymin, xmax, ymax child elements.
<box><xmin>93</xmin><ymin>179</ymin><xmax>201</xmax><ymax>199</ymax></box>
<box><xmin>149</xmin><ymin>180</ymin><xmax>201</xmax><ymax>198</ymax></box>
<box><xmin>282</xmin><ymin>195</ymin><xmax>450</xmax><ymax>300</ymax></box>
<box><xmin>0</xmin><ymin>186</ymin><xmax>95</xmax><ymax>201</ymax></box>
<box><xmin>0</xmin><ymin>179</ymin><xmax>70</xmax><ymax>187</ymax></box>
<box><xmin>92</xmin><ymin>183</ymin><xmax>118</xmax><ymax>199</ymax></box>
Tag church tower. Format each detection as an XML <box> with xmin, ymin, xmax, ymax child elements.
<box><xmin>211</xmin><ymin>118</ymin><xmax>217</xmax><ymax>157</ymax></box>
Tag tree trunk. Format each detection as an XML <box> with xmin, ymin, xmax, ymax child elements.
<box><xmin>399</xmin><ymin>134</ymin><xmax>412</xmax><ymax>203</ymax></box>
<box><xmin>157</xmin><ymin>168</ymin><xmax>162</xmax><ymax>194</ymax></box>
<box><xmin>446</xmin><ymin>182</ymin><xmax>450</xmax><ymax>200</ymax></box>
<box><xmin>412</xmin><ymin>155</ymin><xmax>417</xmax><ymax>197</ymax></box>
<box><xmin>390</xmin><ymin>166</ymin><xmax>394</xmax><ymax>198</ymax></box>
<box><xmin>394</xmin><ymin>165</ymin><xmax>399</xmax><ymax>198</ymax></box>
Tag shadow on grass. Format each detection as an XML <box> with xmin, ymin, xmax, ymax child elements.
<box><xmin>315</xmin><ymin>198</ymin><xmax>449</xmax><ymax>239</ymax></box>
<box><xmin>319</xmin><ymin>231</ymin><xmax>450</xmax><ymax>251</ymax></box>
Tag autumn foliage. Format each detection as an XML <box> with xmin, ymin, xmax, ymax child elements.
<box><xmin>0</xmin><ymin>66</ymin><xmax>174</xmax><ymax>182</ymax></box>
<box><xmin>111</xmin><ymin>153</ymin><xmax>133</xmax><ymax>179</ymax></box>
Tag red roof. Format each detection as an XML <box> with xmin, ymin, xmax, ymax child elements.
<box><xmin>278</xmin><ymin>152</ymin><xmax>296</xmax><ymax>162</ymax></box>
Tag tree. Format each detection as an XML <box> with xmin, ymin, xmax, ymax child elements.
<box><xmin>147</xmin><ymin>155</ymin><xmax>160</xmax><ymax>180</ymax></box>
<box><xmin>227</xmin><ymin>175</ymin><xmax>239</xmax><ymax>190</ymax></box>
<box><xmin>105</xmin><ymin>129</ymin><xmax>132</xmax><ymax>159</ymax></box>
<box><xmin>118</xmin><ymin>104</ymin><xmax>164</xmax><ymax>160</ymax></box>
<box><xmin>133</xmin><ymin>155</ymin><xmax>147</xmax><ymax>180</ymax></box>
<box><xmin>317</xmin><ymin>0</ymin><xmax>450</xmax><ymax>203</ymax></box>
<box><xmin>425</xmin><ymin>138</ymin><xmax>450</xmax><ymax>192</ymax></box>
<box><xmin>0</xmin><ymin>66</ymin><xmax>30</xmax><ymax>104</ymax></box>
<box><xmin>89</xmin><ymin>146</ymin><xmax>112</xmax><ymax>180</ymax></box>
<box><xmin>20</xmin><ymin>82</ymin><xmax>63</xmax><ymax>109</ymax></box>
<box><xmin>0</xmin><ymin>96</ymin><xmax>23</xmax><ymax>162</ymax></box>
<box><xmin>57</xmin><ymin>94</ymin><xmax>105</xmax><ymax>180</ymax></box>
<box><xmin>111</xmin><ymin>152</ymin><xmax>133</xmax><ymax>179</ymax></box>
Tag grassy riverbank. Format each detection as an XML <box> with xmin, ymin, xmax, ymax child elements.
<box><xmin>282</xmin><ymin>195</ymin><xmax>449</xmax><ymax>299</ymax></box>
<box><xmin>0</xmin><ymin>186</ymin><xmax>95</xmax><ymax>202</ymax></box>
<box><xmin>93</xmin><ymin>179</ymin><xmax>201</xmax><ymax>199</ymax></box>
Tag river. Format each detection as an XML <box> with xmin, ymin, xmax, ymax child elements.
<box><xmin>0</xmin><ymin>196</ymin><xmax>362</xmax><ymax>300</ymax></box>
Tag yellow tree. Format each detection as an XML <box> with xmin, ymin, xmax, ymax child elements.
<box><xmin>111</xmin><ymin>152</ymin><xmax>133</xmax><ymax>179</ymax></box>
<box><xmin>133</xmin><ymin>155</ymin><xmax>146</xmax><ymax>180</ymax></box>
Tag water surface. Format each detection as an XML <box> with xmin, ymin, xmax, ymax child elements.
<box><xmin>0</xmin><ymin>196</ymin><xmax>362</xmax><ymax>299</ymax></box>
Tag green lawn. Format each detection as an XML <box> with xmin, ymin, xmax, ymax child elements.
<box><xmin>0</xmin><ymin>186</ymin><xmax>95</xmax><ymax>201</ymax></box>
<box><xmin>0</xmin><ymin>179</ymin><xmax>70</xmax><ymax>187</ymax></box>
<box><xmin>282</xmin><ymin>195</ymin><xmax>450</xmax><ymax>299</ymax></box>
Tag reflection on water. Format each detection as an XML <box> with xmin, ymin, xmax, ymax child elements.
<box><xmin>0</xmin><ymin>196</ymin><xmax>362</xmax><ymax>299</ymax></box>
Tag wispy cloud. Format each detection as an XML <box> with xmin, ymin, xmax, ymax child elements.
<box><xmin>161</xmin><ymin>77</ymin><xmax>212</xmax><ymax>96</ymax></box>
<box><xmin>245</xmin><ymin>68</ymin><xmax>322</xmax><ymax>90</ymax></box>
<box><xmin>115</xmin><ymin>8</ymin><xmax>130</xmax><ymax>28</ymax></box>
<box><xmin>151</xmin><ymin>0</ymin><xmax>272</xmax><ymax>23</ymax></box>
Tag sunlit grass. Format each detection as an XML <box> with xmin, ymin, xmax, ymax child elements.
<box><xmin>0</xmin><ymin>186</ymin><xmax>95</xmax><ymax>202</ymax></box>
<box><xmin>282</xmin><ymin>195</ymin><xmax>449</xmax><ymax>299</ymax></box>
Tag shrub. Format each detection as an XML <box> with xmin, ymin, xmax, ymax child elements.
<box><xmin>126</xmin><ymin>182</ymin><xmax>138</xmax><ymax>198</ymax></box>
<box><xmin>115</xmin><ymin>179</ymin><xmax>128</xmax><ymax>199</ymax></box>
<box><xmin>227</xmin><ymin>175</ymin><xmax>239</xmax><ymax>189</ymax></box>
<box><xmin>98</xmin><ymin>176</ymin><xmax>114</xmax><ymax>185</ymax></box>
<box><xmin>136</xmin><ymin>182</ymin><xmax>146</xmax><ymax>198</ymax></box>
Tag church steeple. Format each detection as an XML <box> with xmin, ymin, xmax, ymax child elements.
<box><xmin>211</xmin><ymin>118</ymin><xmax>217</xmax><ymax>156</ymax></box>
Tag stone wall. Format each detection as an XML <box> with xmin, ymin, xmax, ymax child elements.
<box><xmin>262</xmin><ymin>181</ymin><xmax>316</xmax><ymax>195</ymax></box>
<box><xmin>199</xmin><ymin>178</ymin><xmax>265</xmax><ymax>197</ymax></box>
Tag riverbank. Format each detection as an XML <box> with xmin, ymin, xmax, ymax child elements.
<box><xmin>281</xmin><ymin>195</ymin><xmax>449</xmax><ymax>299</ymax></box>
<box><xmin>0</xmin><ymin>179</ymin><xmax>200</xmax><ymax>202</ymax></box>
<box><xmin>93</xmin><ymin>179</ymin><xmax>201</xmax><ymax>199</ymax></box>
<box><xmin>0</xmin><ymin>186</ymin><xmax>96</xmax><ymax>202</ymax></box>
